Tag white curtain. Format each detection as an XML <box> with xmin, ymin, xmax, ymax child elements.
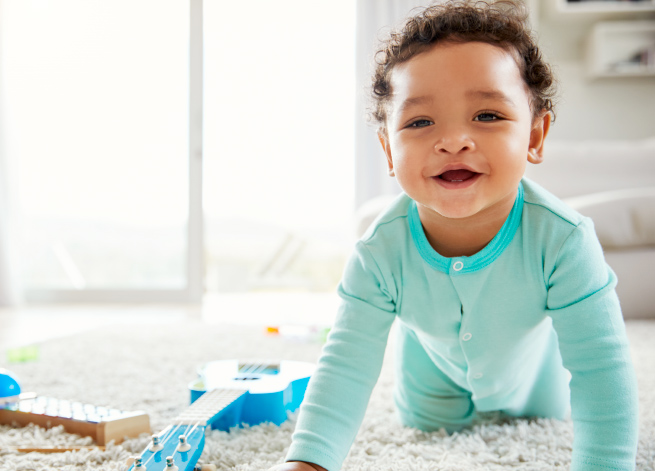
<box><xmin>0</xmin><ymin>0</ymin><xmax>22</xmax><ymax>306</ymax></box>
<box><xmin>354</xmin><ymin>0</ymin><xmax>432</xmax><ymax>209</ymax></box>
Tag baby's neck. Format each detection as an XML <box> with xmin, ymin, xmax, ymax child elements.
<box><xmin>417</xmin><ymin>194</ymin><xmax>516</xmax><ymax>258</ymax></box>
<box><xmin>423</xmin><ymin>222</ymin><xmax>499</xmax><ymax>257</ymax></box>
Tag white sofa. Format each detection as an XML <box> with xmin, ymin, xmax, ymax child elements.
<box><xmin>355</xmin><ymin>138</ymin><xmax>655</xmax><ymax>319</ymax></box>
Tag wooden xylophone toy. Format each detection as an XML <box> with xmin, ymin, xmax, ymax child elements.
<box><xmin>0</xmin><ymin>394</ymin><xmax>151</xmax><ymax>445</ymax></box>
<box><xmin>0</xmin><ymin>368</ymin><xmax>150</xmax><ymax>447</ymax></box>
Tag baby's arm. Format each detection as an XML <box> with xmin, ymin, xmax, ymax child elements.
<box><xmin>276</xmin><ymin>242</ymin><xmax>397</xmax><ymax>471</ymax></box>
<box><xmin>547</xmin><ymin>218</ymin><xmax>639</xmax><ymax>471</ymax></box>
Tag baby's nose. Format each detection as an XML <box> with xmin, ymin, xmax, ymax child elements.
<box><xmin>433</xmin><ymin>134</ymin><xmax>474</xmax><ymax>154</ymax></box>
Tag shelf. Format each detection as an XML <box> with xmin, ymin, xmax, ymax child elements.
<box><xmin>591</xmin><ymin>65</ymin><xmax>655</xmax><ymax>77</ymax></box>
<box><xmin>585</xmin><ymin>20</ymin><xmax>655</xmax><ymax>77</ymax></box>
<box><xmin>558</xmin><ymin>0</ymin><xmax>655</xmax><ymax>14</ymax></box>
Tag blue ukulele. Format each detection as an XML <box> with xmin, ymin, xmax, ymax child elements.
<box><xmin>127</xmin><ymin>360</ymin><xmax>315</xmax><ymax>471</ymax></box>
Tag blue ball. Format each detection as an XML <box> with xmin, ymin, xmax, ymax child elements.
<box><xmin>0</xmin><ymin>369</ymin><xmax>21</xmax><ymax>398</ymax></box>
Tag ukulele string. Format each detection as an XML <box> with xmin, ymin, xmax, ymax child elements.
<box><xmin>141</xmin><ymin>418</ymin><xmax>202</xmax><ymax>468</ymax></box>
<box><xmin>135</xmin><ymin>424</ymin><xmax>171</xmax><ymax>464</ymax></box>
<box><xmin>140</xmin><ymin>425</ymin><xmax>175</xmax><ymax>468</ymax></box>
<box><xmin>144</xmin><ymin>421</ymin><xmax>187</xmax><ymax>467</ymax></box>
<box><xmin>161</xmin><ymin>422</ymin><xmax>184</xmax><ymax>446</ymax></box>
<box><xmin>167</xmin><ymin>419</ymin><xmax>203</xmax><ymax>463</ymax></box>
<box><xmin>183</xmin><ymin>419</ymin><xmax>203</xmax><ymax>445</ymax></box>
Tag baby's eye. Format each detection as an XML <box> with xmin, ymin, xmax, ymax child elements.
<box><xmin>474</xmin><ymin>112</ymin><xmax>500</xmax><ymax>122</ymax></box>
<box><xmin>408</xmin><ymin>119</ymin><xmax>433</xmax><ymax>128</ymax></box>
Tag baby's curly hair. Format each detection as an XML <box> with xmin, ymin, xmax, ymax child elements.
<box><xmin>370</xmin><ymin>0</ymin><xmax>557</xmax><ymax>131</ymax></box>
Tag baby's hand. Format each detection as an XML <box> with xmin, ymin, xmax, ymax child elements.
<box><xmin>268</xmin><ymin>461</ymin><xmax>327</xmax><ymax>471</ymax></box>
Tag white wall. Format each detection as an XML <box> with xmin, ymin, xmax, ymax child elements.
<box><xmin>530</xmin><ymin>1</ymin><xmax>655</xmax><ymax>140</ymax></box>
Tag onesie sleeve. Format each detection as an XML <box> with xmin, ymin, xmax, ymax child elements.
<box><xmin>546</xmin><ymin>218</ymin><xmax>639</xmax><ymax>471</ymax></box>
<box><xmin>285</xmin><ymin>241</ymin><xmax>397</xmax><ymax>471</ymax></box>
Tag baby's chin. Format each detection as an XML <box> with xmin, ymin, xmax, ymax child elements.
<box><xmin>417</xmin><ymin>200</ymin><xmax>486</xmax><ymax>221</ymax></box>
<box><xmin>415</xmin><ymin>185</ymin><xmax>521</xmax><ymax>223</ymax></box>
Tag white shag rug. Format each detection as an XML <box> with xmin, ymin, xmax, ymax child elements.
<box><xmin>1</xmin><ymin>320</ymin><xmax>654</xmax><ymax>470</ymax></box>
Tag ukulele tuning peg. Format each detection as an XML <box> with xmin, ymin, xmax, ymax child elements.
<box><xmin>133</xmin><ymin>458</ymin><xmax>147</xmax><ymax>470</ymax></box>
<box><xmin>176</xmin><ymin>434</ymin><xmax>191</xmax><ymax>452</ymax></box>
<box><xmin>165</xmin><ymin>456</ymin><xmax>179</xmax><ymax>471</ymax></box>
<box><xmin>149</xmin><ymin>435</ymin><xmax>164</xmax><ymax>452</ymax></box>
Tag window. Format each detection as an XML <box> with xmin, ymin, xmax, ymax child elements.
<box><xmin>203</xmin><ymin>0</ymin><xmax>355</xmax><ymax>293</ymax></box>
<box><xmin>1</xmin><ymin>0</ymin><xmax>355</xmax><ymax>301</ymax></box>
<box><xmin>2</xmin><ymin>0</ymin><xmax>189</xmax><ymax>297</ymax></box>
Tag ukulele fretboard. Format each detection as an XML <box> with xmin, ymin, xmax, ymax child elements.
<box><xmin>174</xmin><ymin>388</ymin><xmax>248</xmax><ymax>426</ymax></box>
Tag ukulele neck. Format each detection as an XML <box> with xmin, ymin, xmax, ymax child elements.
<box><xmin>173</xmin><ymin>388</ymin><xmax>248</xmax><ymax>426</ymax></box>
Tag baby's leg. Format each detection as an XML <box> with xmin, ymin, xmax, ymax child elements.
<box><xmin>393</xmin><ymin>323</ymin><xmax>475</xmax><ymax>433</ymax></box>
<box><xmin>500</xmin><ymin>370</ymin><xmax>570</xmax><ymax>421</ymax></box>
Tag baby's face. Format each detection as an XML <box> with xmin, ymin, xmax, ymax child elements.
<box><xmin>380</xmin><ymin>41</ymin><xmax>546</xmax><ymax>221</ymax></box>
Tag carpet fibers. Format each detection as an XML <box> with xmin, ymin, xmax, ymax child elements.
<box><xmin>1</xmin><ymin>320</ymin><xmax>653</xmax><ymax>470</ymax></box>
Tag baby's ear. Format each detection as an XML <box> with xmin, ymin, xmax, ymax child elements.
<box><xmin>527</xmin><ymin>111</ymin><xmax>551</xmax><ymax>165</ymax></box>
<box><xmin>378</xmin><ymin>130</ymin><xmax>395</xmax><ymax>176</ymax></box>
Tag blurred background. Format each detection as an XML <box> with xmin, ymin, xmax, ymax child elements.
<box><xmin>0</xmin><ymin>0</ymin><xmax>653</xmax><ymax>307</ymax></box>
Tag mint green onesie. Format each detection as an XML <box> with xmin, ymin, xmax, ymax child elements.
<box><xmin>286</xmin><ymin>178</ymin><xmax>639</xmax><ymax>471</ymax></box>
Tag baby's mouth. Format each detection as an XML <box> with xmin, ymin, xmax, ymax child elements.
<box><xmin>437</xmin><ymin>169</ymin><xmax>479</xmax><ymax>182</ymax></box>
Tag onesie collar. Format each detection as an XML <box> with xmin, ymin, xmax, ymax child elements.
<box><xmin>408</xmin><ymin>182</ymin><xmax>524</xmax><ymax>274</ymax></box>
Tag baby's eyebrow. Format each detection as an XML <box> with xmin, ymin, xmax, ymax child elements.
<box><xmin>395</xmin><ymin>95</ymin><xmax>433</xmax><ymax>115</ymax></box>
<box><xmin>466</xmin><ymin>89</ymin><xmax>516</xmax><ymax>107</ymax></box>
<box><xmin>396</xmin><ymin>90</ymin><xmax>516</xmax><ymax>116</ymax></box>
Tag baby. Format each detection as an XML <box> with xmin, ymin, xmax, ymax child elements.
<box><xmin>271</xmin><ymin>1</ymin><xmax>638</xmax><ymax>470</ymax></box>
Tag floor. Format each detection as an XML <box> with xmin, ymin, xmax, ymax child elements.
<box><xmin>0</xmin><ymin>292</ymin><xmax>339</xmax><ymax>355</ymax></box>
